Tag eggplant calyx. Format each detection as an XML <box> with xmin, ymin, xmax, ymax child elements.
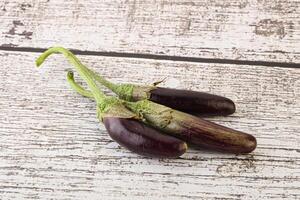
<box><xmin>131</xmin><ymin>85</ymin><xmax>155</xmax><ymax>101</ymax></box>
<box><xmin>124</xmin><ymin>100</ymin><xmax>173</xmax><ymax>129</ymax></box>
<box><xmin>97</xmin><ymin>98</ymin><xmax>138</xmax><ymax>121</ymax></box>
<box><xmin>112</xmin><ymin>83</ymin><xmax>135</xmax><ymax>101</ymax></box>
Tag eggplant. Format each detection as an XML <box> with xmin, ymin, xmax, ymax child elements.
<box><xmin>148</xmin><ymin>87</ymin><xmax>236</xmax><ymax>116</ymax></box>
<box><xmin>86</xmin><ymin>69</ymin><xmax>236</xmax><ymax>116</ymax></box>
<box><xmin>37</xmin><ymin>46</ymin><xmax>256</xmax><ymax>156</ymax></box>
<box><xmin>125</xmin><ymin>100</ymin><xmax>256</xmax><ymax>154</ymax></box>
<box><xmin>103</xmin><ymin>117</ymin><xmax>187</xmax><ymax>158</ymax></box>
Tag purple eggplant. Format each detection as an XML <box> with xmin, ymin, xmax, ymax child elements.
<box><xmin>103</xmin><ymin>117</ymin><xmax>187</xmax><ymax>158</ymax></box>
<box><xmin>125</xmin><ymin>100</ymin><xmax>257</xmax><ymax>154</ymax></box>
<box><xmin>148</xmin><ymin>87</ymin><xmax>236</xmax><ymax>116</ymax></box>
<box><xmin>85</xmin><ymin>69</ymin><xmax>236</xmax><ymax>116</ymax></box>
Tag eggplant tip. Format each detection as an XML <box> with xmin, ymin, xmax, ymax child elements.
<box><xmin>181</xmin><ymin>142</ymin><xmax>188</xmax><ymax>152</ymax></box>
<box><xmin>229</xmin><ymin>100</ymin><xmax>236</xmax><ymax>113</ymax></box>
<box><xmin>174</xmin><ymin>142</ymin><xmax>188</xmax><ymax>158</ymax></box>
<box><xmin>224</xmin><ymin>99</ymin><xmax>236</xmax><ymax>115</ymax></box>
<box><xmin>243</xmin><ymin>135</ymin><xmax>257</xmax><ymax>153</ymax></box>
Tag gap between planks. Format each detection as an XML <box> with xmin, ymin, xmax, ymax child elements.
<box><xmin>0</xmin><ymin>46</ymin><xmax>299</xmax><ymax>69</ymax></box>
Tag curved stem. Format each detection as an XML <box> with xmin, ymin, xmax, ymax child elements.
<box><xmin>66</xmin><ymin>71</ymin><xmax>94</xmax><ymax>98</ymax></box>
<box><xmin>36</xmin><ymin>47</ymin><xmax>105</xmax><ymax>104</ymax></box>
<box><xmin>87</xmin><ymin>68</ymin><xmax>119</xmax><ymax>93</ymax></box>
<box><xmin>86</xmin><ymin>68</ymin><xmax>134</xmax><ymax>101</ymax></box>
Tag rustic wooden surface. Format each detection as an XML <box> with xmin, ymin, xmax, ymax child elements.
<box><xmin>0</xmin><ymin>0</ymin><xmax>299</xmax><ymax>200</ymax></box>
<box><xmin>0</xmin><ymin>51</ymin><xmax>299</xmax><ymax>199</ymax></box>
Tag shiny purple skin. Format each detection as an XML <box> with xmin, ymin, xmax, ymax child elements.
<box><xmin>149</xmin><ymin>87</ymin><xmax>236</xmax><ymax>116</ymax></box>
<box><xmin>103</xmin><ymin>117</ymin><xmax>187</xmax><ymax>158</ymax></box>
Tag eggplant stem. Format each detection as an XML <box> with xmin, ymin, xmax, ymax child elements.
<box><xmin>36</xmin><ymin>47</ymin><xmax>105</xmax><ymax>104</ymax></box>
<box><xmin>36</xmin><ymin>47</ymin><xmax>139</xmax><ymax>120</ymax></box>
<box><xmin>87</xmin><ymin>68</ymin><xmax>134</xmax><ymax>101</ymax></box>
<box><xmin>85</xmin><ymin>68</ymin><xmax>122</xmax><ymax>96</ymax></box>
<box><xmin>66</xmin><ymin>72</ymin><xmax>136</xmax><ymax>112</ymax></box>
<box><xmin>66</xmin><ymin>71</ymin><xmax>94</xmax><ymax>98</ymax></box>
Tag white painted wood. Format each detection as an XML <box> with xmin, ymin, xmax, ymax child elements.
<box><xmin>0</xmin><ymin>51</ymin><xmax>299</xmax><ymax>199</ymax></box>
<box><xmin>0</xmin><ymin>0</ymin><xmax>300</xmax><ymax>62</ymax></box>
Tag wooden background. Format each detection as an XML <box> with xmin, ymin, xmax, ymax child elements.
<box><xmin>0</xmin><ymin>0</ymin><xmax>299</xmax><ymax>199</ymax></box>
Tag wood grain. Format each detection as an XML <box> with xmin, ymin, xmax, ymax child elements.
<box><xmin>0</xmin><ymin>0</ymin><xmax>300</xmax><ymax>63</ymax></box>
<box><xmin>0</xmin><ymin>51</ymin><xmax>299</xmax><ymax>199</ymax></box>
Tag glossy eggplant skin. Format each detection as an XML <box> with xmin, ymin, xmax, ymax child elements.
<box><xmin>149</xmin><ymin>87</ymin><xmax>236</xmax><ymax>116</ymax></box>
<box><xmin>103</xmin><ymin>117</ymin><xmax>187</xmax><ymax>158</ymax></box>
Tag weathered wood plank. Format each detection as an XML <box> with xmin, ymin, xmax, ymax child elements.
<box><xmin>0</xmin><ymin>0</ymin><xmax>299</xmax><ymax>63</ymax></box>
<box><xmin>0</xmin><ymin>51</ymin><xmax>299</xmax><ymax>199</ymax></box>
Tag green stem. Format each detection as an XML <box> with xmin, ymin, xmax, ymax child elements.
<box><xmin>87</xmin><ymin>68</ymin><xmax>134</xmax><ymax>101</ymax></box>
<box><xmin>36</xmin><ymin>47</ymin><xmax>105</xmax><ymax>104</ymax></box>
<box><xmin>66</xmin><ymin>71</ymin><xmax>94</xmax><ymax>98</ymax></box>
<box><xmin>87</xmin><ymin>68</ymin><xmax>118</xmax><ymax>93</ymax></box>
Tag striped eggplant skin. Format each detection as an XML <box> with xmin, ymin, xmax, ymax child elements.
<box><xmin>170</xmin><ymin>111</ymin><xmax>257</xmax><ymax>153</ymax></box>
<box><xmin>103</xmin><ymin>117</ymin><xmax>187</xmax><ymax>158</ymax></box>
<box><xmin>125</xmin><ymin>100</ymin><xmax>256</xmax><ymax>154</ymax></box>
<box><xmin>149</xmin><ymin>87</ymin><xmax>236</xmax><ymax>116</ymax></box>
